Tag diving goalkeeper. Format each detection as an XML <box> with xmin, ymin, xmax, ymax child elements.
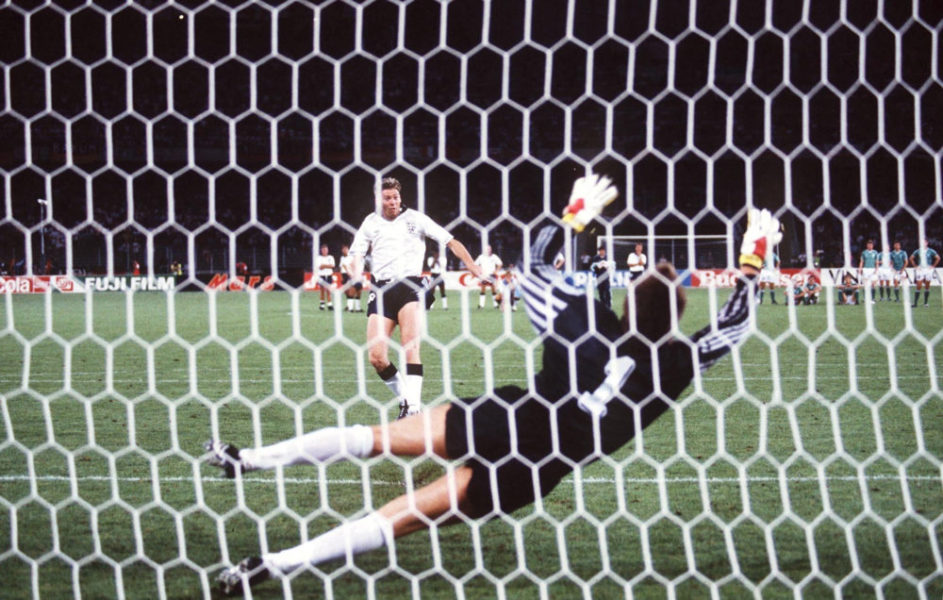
<box><xmin>206</xmin><ymin>176</ymin><xmax>781</xmax><ymax>595</ymax></box>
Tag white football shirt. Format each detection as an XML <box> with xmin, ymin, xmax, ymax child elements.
<box><xmin>350</xmin><ymin>208</ymin><xmax>453</xmax><ymax>280</ymax></box>
<box><xmin>627</xmin><ymin>252</ymin><xmax>646</xmax><ymax>273</ymax></box>
<box><xmin>339</xmin><ymin>254</ymin><xmax>355</xmax><ymax>275</ymax></box>
<box><xmin>317</xmin><ymin>255</ymin><xmax>336</xmax><ymax>276</ymax></box>
<box><xmin>475</xmin><ymin>253</ymin><xmax>503</xmax><ymax>277</ymax></box>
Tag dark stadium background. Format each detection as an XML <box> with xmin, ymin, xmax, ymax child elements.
<box><xmin>1</xmin><ymin>0</ymin><xmax>940</xmax><ymax>285</ymax></box>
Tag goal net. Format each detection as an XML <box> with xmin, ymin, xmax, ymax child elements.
<box><xmin>2</xmin><ymin>1</ymin><xmax>941</xmax><ymax>598</ymax></box>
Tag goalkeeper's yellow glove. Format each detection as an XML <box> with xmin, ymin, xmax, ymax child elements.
<box><xmin>562</xmin><ymin>173</ymin><xmax>619</xmax><ymax>232</ymax></box>
<box><xmin>739</xmin><ymin>208</ymin><xmax>783</xmax><ymax>269</ymax></box>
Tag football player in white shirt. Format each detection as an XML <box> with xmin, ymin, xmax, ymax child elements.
<box><xmin>426</xmin><ymin>251</ymin><xmax>448</xmax><ymax>310</ymax></box>
<box><xmin>475</xmin><ymin>245</ymin><xmax>503</xmax><ymax>308</ymax></box>
<box><xmin>339</xmin><ymin>245</ymin><xmax>362</xmax><ymax>312</ymax></box>
<box><xmin>349</xmin><ymin>178</ymin><xmax>483</xmax><ymax>419</ymax></box>
<box><xmin>626</xmin><ymin>243</ymin><xmax>646</xmax><ymax>281</ymax></box>
<box><xmin>316</xmin><ymin>245</ymin><xmax>336</xmax><ymax>310</ymax></box>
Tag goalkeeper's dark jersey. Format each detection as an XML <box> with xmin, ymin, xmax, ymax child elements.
<box><xmin>520</xmin><ymin>226</ymin><xmax>757</xmax><ymax>452</ymax></box>
<box><xmin>446</xmin><ymin>225</ymin><xmax>758</xmax><ymax>515</ymax></box>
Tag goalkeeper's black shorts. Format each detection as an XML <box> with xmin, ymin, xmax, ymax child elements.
<box><xmin>444</xmin><ymin>385</ymin><xmax>603</xmax><ymax>516</ymax></box>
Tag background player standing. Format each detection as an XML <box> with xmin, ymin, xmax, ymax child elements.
<box><xmin>877</xmin><ymin>245</ymin><xmax>894</xmax><ymax>301</ymax></box>
<box><xmin>316</xmin><ymin>245</ymin><xmax>336</xmax><ymax>310</ymax></box>
<box><xmin>758</xmin><ymin>250</ymin><xmax>780</xmax><ymax>304</ymax></box>
<box><xmin>889</xmin><ymin>241</ymin><xmax>909</xmax><ymax>302</ymax></box>
<box><xmin>590</xmin><ymin>245</ymin><xmax>612</xmax><ymax>308</ymax></box>
<box><xmin>858</xmin><ymin>239</ymin><xmax>878</xmax><ymax>304</ymax></box>
<box><xmin>475</xmin><ymin>245</ymin><xmax>503</xmax><ymax>309</ymax></box>
<box><xmin>349</xmin><ymin>177</ymin><xmax>482</xmax><ymax>418</ymax></box>
<box><xmin>339</xmin><ymin>245</ymin><xmax>363</xmax><ymax>312</ymax></box>
<box><xmin>910</xmin><ymin>239</ymin><xmax>940</xmax><ymax>308</ymax></box>
<box><xmin>626</xmin><ymin>242</ymin><xmax>646</xmax><ymax>281</ymax></box>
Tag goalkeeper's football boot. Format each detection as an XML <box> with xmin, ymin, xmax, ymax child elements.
<box><xmin>218</xmin><ymin>556</ymin><xmax>271</xmax><ymax>596</ymax></box>
<box><xmin>561</xmin><ymin>174</ymin><xmax>619</xmax><ymax>233</ymax></box>
<box><xmin>204</xmin><ymin>440</ymin><xmax>243</xmax><ymax>479</ymax></box>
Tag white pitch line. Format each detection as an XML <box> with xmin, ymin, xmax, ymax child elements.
<box><xmin>0</xmin><ymin>474</ymin><xmax>938</xmax><ymax>486</ymax></box>
<box><xmin>4</xmin><ymin>363</ymin><xmax>937</xmax><ymax>374</ymax></box>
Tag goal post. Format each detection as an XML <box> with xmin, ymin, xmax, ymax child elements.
<box><xmin>1</xmin><ymin>1</ymin><xmax>942</xmax><ymax>599</ymax></box>
<box><xmin>609</xmin><ymin>234</ymin><xmax>732</xmax><ymax>271</ymax></box>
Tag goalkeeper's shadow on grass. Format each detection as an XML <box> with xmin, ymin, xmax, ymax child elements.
<box><xmin>204</xmin><ymin>181</ymin><xmax>780</xmax><ymax>597</ymax></box>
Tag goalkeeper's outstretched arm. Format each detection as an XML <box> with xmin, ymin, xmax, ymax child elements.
<box><xmin>690</xmin><ymin>209</ymin><xmax>780</xmax><ymax>372</ymax></box>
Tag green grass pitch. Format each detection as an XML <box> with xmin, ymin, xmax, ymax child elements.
<box><xmin>1</xmin><ymin>287</ymin><xmax>941</xmax><ymax>599</ymax></box>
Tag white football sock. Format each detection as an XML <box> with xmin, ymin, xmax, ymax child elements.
<box><xmin>478</xmin><ymin>294</ymin><xmax>484</xmax><ymax>308</ymax></box>
<box><xmin>263</xmin><ymin>513</ymin><xmax>391</xmax><ymax>575</ymax></box>
<box><xmin>239</xmin><ymin>425</ymin><xmax>373</xmax><ymax>470</ymax></box>
<box><xmin>441</xmin><ymin>296</ymin><xmax>448</xmax><ymax>309</ymax></box>
<box><xmin>405</xmin><ymin>364</ymin><xmax>423</xmax><ymax>410</ymax></box>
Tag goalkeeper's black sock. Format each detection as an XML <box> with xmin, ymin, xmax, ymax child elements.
<box><xmin>770</xmin><ymin>291</ymin><xmax>776</xmax><ymax>304</ymax></box>
<box><xmin>758</xmin><ymin>290</ymin><xmax>764</xmax><ymax>303</ymax></box>
<box><xmin>924</xmin><ymin>290</ymin><xmax>930</xmax><ymax>305</ymax></box>
<box><xmin>894</xmin><ymin>288</ymin><xmax>900</xmax><ymax>301</ymax></box>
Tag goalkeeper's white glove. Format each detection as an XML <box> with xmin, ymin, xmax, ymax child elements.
<box><xmin>562</xmin><ymin>173</ymin><xmax>619</xmax><ymax>232</ymax></box>
<box><xmin>739</xmin><ymin>208</ymin><xmax>783</xmax><ymax>270</ymax></box>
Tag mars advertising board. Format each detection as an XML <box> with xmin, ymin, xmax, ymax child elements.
<box><xmin>206</xmin><ymin>274</ymin><xmax>277</xmax><ymax>291</ymax></box>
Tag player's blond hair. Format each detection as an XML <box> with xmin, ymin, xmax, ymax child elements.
<box><xmin>381</xmin><ymin>177</ymin><xmax>401</xmax><ymax>192</ymax></box>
